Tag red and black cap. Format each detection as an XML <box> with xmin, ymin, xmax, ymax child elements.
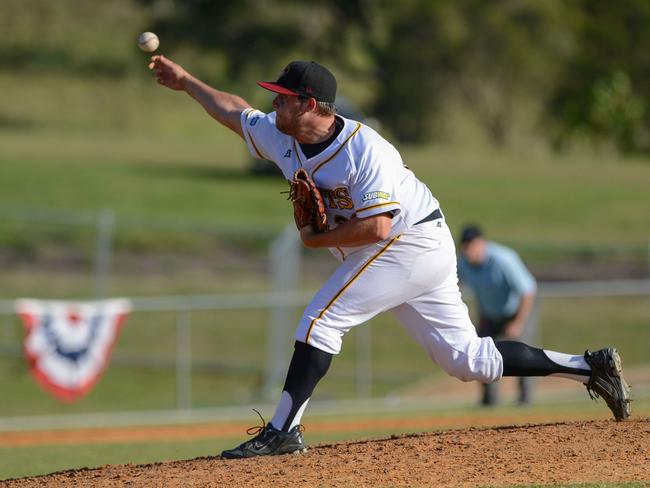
<box><xmin>257</xmin><ymin>61</ymin><xmax>337</xmax><ymax>103</ymax></box>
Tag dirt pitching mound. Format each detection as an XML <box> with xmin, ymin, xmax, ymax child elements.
<box><xmin>4</xmin><ymin>419</ymin><xmax>650</xmax><ymax>487</ymax></box>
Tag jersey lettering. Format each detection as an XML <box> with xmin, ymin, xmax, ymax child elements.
<box><xmin>362</xmin><ymin>191</ymin><xmax>390</xmax><ymax>202</ymax></box>
<box><xmin>334</xmin><ymin>188</ymin><xmax>354</xmax><ymax>209</ymax></box>
<box><xmin>321</xmin><ymin>187</ymin><xmax>354</xmax><ymax>210</ymax></box>
<box><xmin>321</xmin><ymin>189</ymin><xmax>338</xmax><ymax>209</ymax></box>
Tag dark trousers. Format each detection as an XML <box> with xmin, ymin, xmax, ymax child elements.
<box><xmin>478</xmin><ymin>307</ymin><xmax>538</xmax><ymax>406</ymax></box>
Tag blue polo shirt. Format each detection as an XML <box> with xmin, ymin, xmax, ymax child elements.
<box><xmin>458</xmin><ymin>242</ymin><xmax>536</xmax><ymax>321</ymax></box>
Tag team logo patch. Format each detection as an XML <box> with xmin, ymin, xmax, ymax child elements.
<box><xmin>362</xmin><ymin>191</ymin><xmax>390</xmax><ymax>202</ymax></box>
<box><xmin>250</xmin><ymin>116</ymin><xmax>260</xmax><ymax>126</ymax></box>
<box><xmin>16</xmin><ymin>298</ymin><xmax>131</xmax><ymax>402</ymax></box>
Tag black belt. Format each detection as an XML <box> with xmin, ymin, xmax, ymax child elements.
<box><xmin>415</xmin><ymin>208</ymin><xmax>443</xmax><ymax>225</ymax></box>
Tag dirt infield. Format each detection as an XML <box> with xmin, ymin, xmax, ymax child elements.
<box><xmin>4</xmin><ymin>419</ymin><xmax>649</xmax><ymax>487</ymax></box>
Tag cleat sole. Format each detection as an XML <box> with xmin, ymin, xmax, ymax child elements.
<box><xmin>610</xmin><ymin>349</ymin><xmax>632</xmax><ymax>420</ymax></box>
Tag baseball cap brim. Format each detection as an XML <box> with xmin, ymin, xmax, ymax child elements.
<box><xmin>257</xmin><ymin>81</ymin><xmax>299</xmax><ymax>96</ymax></box>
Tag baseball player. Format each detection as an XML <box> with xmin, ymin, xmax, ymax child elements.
<box><xmin>149</xmin><ymin>56</ymin><xmax>631</xmax><ymax>459</ymax></box>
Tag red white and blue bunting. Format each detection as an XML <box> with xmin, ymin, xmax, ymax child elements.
<box><xmin>16</xmin><ymin>299</ymin><xmax>131</xmax><ymax>402</ymax></box>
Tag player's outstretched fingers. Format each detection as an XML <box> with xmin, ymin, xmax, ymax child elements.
<box><xmin>148</xmin><ymin>55</ymin><xmax>163</xmax><ymax>70</ymax></box>
<box><xmin>148</xmin><ymin>55</ymin><xmax>187</xmax><ymax>91</ymax></box>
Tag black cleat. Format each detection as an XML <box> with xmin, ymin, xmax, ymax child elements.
<box><xmin>584</xmin><ymin>347</ymin><xmax>631</xmax><ymax>421</ymax></box>
<box><xmin>221</xmin><ymin>412</ymin><xmax>307</xmax><ymax>459</ymax></box>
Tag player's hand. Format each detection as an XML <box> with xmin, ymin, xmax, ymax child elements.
<box><xmin>148</xmin><ymin>55</ymin><xmax>188</xmax><ymax>91</ymax></box>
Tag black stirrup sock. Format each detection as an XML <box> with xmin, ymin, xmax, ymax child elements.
<box><xmin>271</xmin><ymin>340</ymin><xmax>333</xmax><ymax>431</ymax></box>
<box><xmin>496</xmin><ymin>340</ymin><xmax>590</xmax><ymax>377</ymax></box>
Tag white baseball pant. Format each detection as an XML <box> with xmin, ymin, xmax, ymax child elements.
<box><xmin>295</xmin><ymin>219</ymin><xmax>503</xmax><ymax>383</ymax></box>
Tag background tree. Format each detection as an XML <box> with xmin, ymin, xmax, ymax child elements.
<box><xmin>548</xmin><ymin>0</ymin><xmax>650</xmax><ymax>152</ymax></box>
<box><xmin>368</xmin><ymin>0</ymin><xmax>574</xmax><ymax>145</ymax></box>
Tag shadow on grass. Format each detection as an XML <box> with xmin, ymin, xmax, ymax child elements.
<box><xmin>0</xmin><ymin>114</ymin><xmax>38</xmax><ymax>130</ymax></box>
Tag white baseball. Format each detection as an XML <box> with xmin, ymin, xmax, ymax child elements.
<box><xmin>138</xmin><ymin>32</ymin><xmax>160</xmax><ymax>53</ymax></box>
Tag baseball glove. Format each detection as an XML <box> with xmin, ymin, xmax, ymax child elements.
<box><xmin>288</xmin><ymin>168</ymin><xmax>328</xmax><ymax>232</ymax></box>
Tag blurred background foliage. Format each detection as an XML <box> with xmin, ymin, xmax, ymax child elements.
<box><xmin>1</xmin><ymin>0</ymin><xmax>649</xmax><ymax>151</ymax></box>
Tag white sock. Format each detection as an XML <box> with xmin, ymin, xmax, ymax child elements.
<box><xmin>270</xmin><ymin>391</ymin><xmax>310</xmax><ymax>431</ymax></box>
<box><xmin>270</xmin><ymin>391</ymin><xmax>292</xmax><ymax>430</ymax></box>
<box><xmin>544</xmin><ymin>350</ymin><xmax>591</xmax><ymax>383</ymax></box>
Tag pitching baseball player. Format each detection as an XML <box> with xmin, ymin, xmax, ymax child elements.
<box><xmin>149</xmin><ymin>56</ymin><xmax>631</xmax><ymax>459</ymax></box>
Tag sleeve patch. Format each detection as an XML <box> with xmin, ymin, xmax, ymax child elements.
<box><xmin>362</xmin><ymin>191</ymin><xmax>390</xmax><ymax>202</ymax></box>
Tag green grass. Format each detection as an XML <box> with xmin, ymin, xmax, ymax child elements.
<box><xmin>2</xmin><ymin>125</ymin><xmax>650</xmax><ymax>243</ymax></box>
<box><xmin>0</xmin><ymin>132</ymin><xmax>285</xmax><ymax>228</ymax></box>
<box><xmin>0</xmin><ymin>440</ymin><xmax>223</xmax><ymax>481</ymax></box>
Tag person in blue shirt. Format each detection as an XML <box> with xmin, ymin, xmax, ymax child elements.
<box><xmin>458</xmin><ymin>224</ymin><xmax>537</xmax><ymax>406</ymax></box>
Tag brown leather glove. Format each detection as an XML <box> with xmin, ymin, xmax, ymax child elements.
<box><xmin>288</xmin><ymin>168</ymin><xmax>328</xmax><ymax>232</ymax></box>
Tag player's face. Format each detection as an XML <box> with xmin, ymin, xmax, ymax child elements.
<box><xmin>272</xmin><ymin>94</ymin><xmax>307</xmax><ymax>135</ymax></box>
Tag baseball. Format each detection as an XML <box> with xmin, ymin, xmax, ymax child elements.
<box><xmin>137</xmin><ymin>32</ymin><xmax>159</xmax><ymax>53</ymax></box>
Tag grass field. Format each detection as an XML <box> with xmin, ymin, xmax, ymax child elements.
<box><xmin>2</xmin><ymin>124</ymin><xmax>650</xmax><ymax>242</ymax></box>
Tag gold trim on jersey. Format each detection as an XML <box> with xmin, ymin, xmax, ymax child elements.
<box><xmin>335</xmin><ymin>247</ymin><xmax>346</xmax><ymax>261</ymax></box>
<box><xmin>292</xmin><ymin>139</ymin><xmax>303</xmax><ymax>167</ymax></box>
<box><xmin>246</xmin><ymin>127</ymin><xmax>267</xmax><ymax>160</ymax></box>
<box><xmin>241</xmin><ymin>109</ymin><xmax>265</xmax><ymax>159</ymax></box>
<box><xmin>311</xmin><ymin>123</ymin><xmax>362</xmax><ymax>177</ymax></box>
<box><xmin>305</xmin><ymin>234</ymin><xmax>401</xmax><ymax>344</ymax></box>
<box><xmin>356</xmin><ymin>201</ymin><xmax>400</xmax><ymax>213</ymax></box>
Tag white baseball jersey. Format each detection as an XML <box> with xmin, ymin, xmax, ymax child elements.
<box><xmin>240</xmin><ymin>109</ymin><xmax>503</xmax><ymax>383</ymax></box>
<box><xmin>241</xmin><ymin>109</ymin><xmax>439</xmax><ymax>260</ymax></box>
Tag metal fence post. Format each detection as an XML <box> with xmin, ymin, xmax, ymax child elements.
<box><xmin>176</xmin><ymin>310</ymin><xmax>192</xmax><ymax>410</ymax></box>
<box><xmin>94</xmin><ymin>208</ymin><xmax>115</xmax><ymax>299</ymax></box>
<box><xmin>264</xmin><ymin>225</ymin><xmax>301</xmax><ymax>400</ymax></box>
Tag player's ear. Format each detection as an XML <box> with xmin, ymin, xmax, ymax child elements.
<box><xmin>304</xmin><ymin>97</ymin><xmax>318</xmax><ymax>113</ymax></box>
